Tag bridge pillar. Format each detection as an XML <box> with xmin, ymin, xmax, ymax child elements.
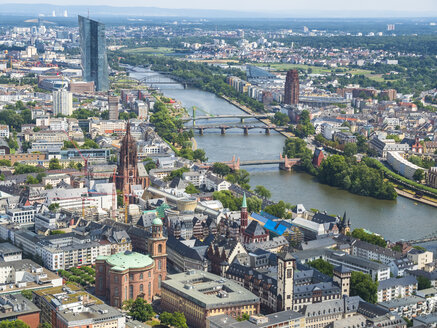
<box><xmin>240</xmin><ymin>118</ymin><xmax>245</xmax><ymax>123</ymax></box>
<box><xmin>221</xmin><ymin>127</ymin><xmax>226</xmax><ymax>135</ymax></box>
<box><xmin>244</xmin><ymin>127</ymin><xmax>249</xmax><ymax>135</ymax></box>
<box><xmin>265</xmin><ymin>127</ymin><xmax>270</xmax><ymax>135</ymax></box>
<box><xmin>279</xmin><ymin>154</ymin><xmax>292</xmax><ymax>171</ymax></box>
<box><xmin>199</xmin><ymin>128</ymin><xmax>204</xmax><ymax>136</ymax></box>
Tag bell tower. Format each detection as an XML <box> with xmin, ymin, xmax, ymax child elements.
<box><xmin>277</xmin><ymin>251</ymin><xmax>295</xmax><ymax>311</ymax></box>
<box><xmin>240</xmin><ymin>192</ymin><xmax>248</xmax><ymax>233</ymax></box>
<box><xmin>148</xmin><ymin>218</ymin><xmax>167</xmax><ymax>294</ymax></box>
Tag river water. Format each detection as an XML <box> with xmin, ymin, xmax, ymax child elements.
<box><xmin>130</xmin><ymin>68</ymin><xmax>436</xmax><ymax>242</ymax></box>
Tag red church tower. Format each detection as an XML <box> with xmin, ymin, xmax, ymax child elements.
<box><xmin>240</xmin><ymin>192</ymin><xmax>248</xmax><ymax>234</ymax></box>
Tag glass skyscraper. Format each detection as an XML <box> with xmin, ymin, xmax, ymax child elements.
<box><xmin>78</xmin><ymin>15</ymin><xmax>109</xmax><ymax>91</ymax></box>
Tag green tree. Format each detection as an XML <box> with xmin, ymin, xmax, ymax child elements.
<box><xmin>193</xmin><ymin>149</ymin><xmax>208</xmax><ymax>162</ymax></box>
<box><xmin>21</xmin><ymin>289</ymin><xmax>32</xmax><ymax>300</ymax></box>
<box><xmin>351</xmin><ymin>228</ymin><xmax>386</xmax><ymax>247</ymax></box>
<box><xmin>38</xmin><ymin>323</ymin><xmax>52</xmax><ymax>328</ymax></box>
<box><xmin>0</xmin><ymin>320</ymin><xmax>30</xmax><ymax>328</ymax></box>
<box><xmin>81</xmin><ymin>138</ymin><xmax>100</xmax><ymax>149</ymax></box>
<box><xmin>185</xmin><ymin>183</ymin><xmax>200</xmax><ymax>194</ymax></box>
<box><xmin>48</xmin><ymin>203</ymin><xmax>60</xmax><ymax>212</ymax></box>
<box><xmin>0</xmin><ymin>159</ymin><xmax>12</xmax><ymax>166</ymax></box>
<box><xmin>25</xmin><ymin>175</ymin><xmax>39</xmax><ymax>184</ymax></box>
<box><xmin>264</xmin><ymin>200</ymin><xmax>290</xmax><ymax>219</ymax></box>
<box><xmin>308</xmin><ymin>259</ymin><xmax>334</xmax><ymax>277</ymax></box>
<box><xmin>254</xmin><ymin>185</ymin><xmax>271</xmax><ymax>199</ymax></box>
<box><xmin>143</xmin><ymin>158</ymin><xmax>157</xmax><ymax>173</ymax></box>
<box><xmin>417</xmin><ymin>276</ymin><xmax>431</xmax><ymax>290</ymax></box>
<box><xmin>226</xmin><ymin>170</ymin><xmax>250</xmax><ymax>189</ymax></box>
<box><xmin>212</xmin><ymin>162</ymin><xmax>231</xmax><ymax>176</ymax></box>
<box><xmin>49</xmin><ymin>158</ymin><xmax>62</xmax><ymax>170</ymax></box>
<box><xmin>236</xmin><ymin>313</ymin><xmax>250</xmax><ymax>322</ymax></box>
<box><xmin>123</xmin><ymin>298</ymin><xmax>155</xmax><ymax>322</ymax></box>
<box><xmin>343</xmin><ymin>143</ymin><xmax>358</xmax><ymax>157</ymax></box>
<box><xmin>350</xmin><ymin>271</ymin><xmax>378</xmax><ymax>304</ymax></box>
<box><xmin>271</xmin><ymin>112</ymin><xmax>290</xmax><ymax>126</ymax></box>
<box><xmin>413</xmin><ymin>169</ymin><xmax>424</xmax><ymax>182</ymax></box>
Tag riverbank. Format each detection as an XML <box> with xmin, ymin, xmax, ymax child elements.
<box><xmin>395</xmin><ymin>188</ymin><xmax>437</xmax><ymax>208</ymax></box>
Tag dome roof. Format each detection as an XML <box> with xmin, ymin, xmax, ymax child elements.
<box><xmin>152</xmin><ymin>217</ymin><xmax>163</xmax><ymax>226</ymax></box>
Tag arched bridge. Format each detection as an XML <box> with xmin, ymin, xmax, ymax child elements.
<box><xmin>205</xmin><ymin>155</ymin><xmax>300</xmax><ymax>171</ymax></box>
<box><xmin>181</xmin><ymin>113</ymin><xmax>275</xmax><ymax>123</ymax></box>
<box><xmin>406</xmin><ymin>231</ymin><xmax>437</xmax><ymax>244</ymax></box>
<box><xmin>183</xmin><ymin>124</ymin><xmax>288</xmax><ymax>135</ymax></box>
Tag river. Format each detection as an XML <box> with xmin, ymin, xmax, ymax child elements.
<box><xmin>129</xmin><ymin>67</ymin><xmax>436</xmax><ymax>242</ymax></box>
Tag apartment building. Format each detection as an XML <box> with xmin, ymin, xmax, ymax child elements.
<box><xmin>377</xmin><ymin>276</ymin><xmax>418</xmax><ymax>303</ymax></box>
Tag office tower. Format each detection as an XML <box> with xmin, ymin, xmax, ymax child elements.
<box><xmin>53</xmin><ymin>90</ymin><xmax>73</xmax><ymax>116</ymax></box>
<box><xmin>108</xmin><ymin>95</ymin><xmax>119</xmax><ymax>120</ymax></box>
<box><xmin>78</xmin><ymin>15</ymin><xmax>109</xmax><ymax>92</ymax></box>
<box><xmin>284</xmin><ymin>70</ymin><xmax>299</xmax><ymax>105</ymax></box>
<box><xmin>387</xmin><ymin>24</ymin><xmax>395</xmax><ymax>31</ymax></box>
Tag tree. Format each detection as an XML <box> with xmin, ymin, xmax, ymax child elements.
<box><xmin>143</xmin><ymin>158</ymin><xmax>157</xmax><ymax>173</ymax></box>
<box><xmin>343</xmin><ymin>143</ymin><xmax>358</xmax><ymax>157</ymax></box>
<box><xmin>264</xmin><ymin>201</ymin><xmax>290</xmax><ymax>219</ymax></box>
<box><xmin>350</xmin><ymin>271</ymin><xmax>378</xmax><ymax>304</ymax></box>
<box><xmin>21</xmin><ymin>289</ymin><xmax>32</xmax><ymax>300</ymax></box>
<box><xmin>0</xmin><ymin>320</ymin><xmax>30</xmax><ymax>328</ymax></box>
<box><xmin>185</xmin><ymin>183</ymin><xmax>199</xmax><ymax>194</ymax></box>
<box><xmin>417</xmin><ymin>276</ymin><xmax>431</xmax><ymax>290</ymax></box>
<box><xmin>49</xmin><ymin>158</ymin><xmax>62</xmax><ymax>170</ymax></box>
<box><xmin>25</xmin><ymin>175</ymin><xmax>39</xmax><ymax>184</ymax></box>
<box><xmin>351</xmin><ymin>228</ymin><xmax>386</xmax><ymax>248</ymax></box>
<box><xmin>413</xmin><ymin>169</ymin><xmax>424</xmax><ymax>182</ymax></box>
<box><xmin>38</xmin><ymin>323</ymin><xmax>51</xmax><ymax>328</ymax></box>
<box><xmin>254</xmin><ymin>185</ymin><xmax>271</xmax><ymax>199</ymax></box>
<box><xmin>236</xmin><ymin>313</ymin><xmax>250</xmax><ymax>322</ymax></box>
<box><xmin>308</xmin><ymin>259</ymin><xmax>334</xmax><ymax>277</ymax></box>
<box><xmin>212</xmin><ymin>163</ymin><xmax>231</xmax><ymax>176</ymax></box>
<box><xmin>193</xmin><ymin>149</ymin><xmax>208</xmax><ymax>162</ymax></box>
<box><xmin>226</xmin><ymin>170</ymin><xmax>250</xmax><ymax>189</ymax></box>
<box><xmin>247</xmin><ymin>196</ymin><xmax>263</xmax><ymax>213</ymax></box>
<box><xmin>159</xmin><ymin>312</ymin><xmax>188</xmax><ymax>328</ymax></box>
<box><xmin>48</xmin><ymin>203</ymin><xmax>60</xmax><ymax>212</ymax></box>
<box><xmin>271</xmin><ymin>112</ymin><xmax>290</xmax><ymax>126</ymax></box>
<box><xmin>81</xmin><ymin>139</ymin><xmax>100</xmax><ymax>149</ymax></box>
<box><xmin>123</xmin><ymin>298</ymin><xmax>155</xmax><ymax>322</ymax></box>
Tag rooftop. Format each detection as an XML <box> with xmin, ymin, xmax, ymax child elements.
<box><xmin>162</xmin><ymin>270</ymin><xmax>259</xmax><ymax>309</ymax></box>
<box><xmin>97</xmin><ymin>251</ymin><xmax>154</xmax><ymax>271</ymax></box>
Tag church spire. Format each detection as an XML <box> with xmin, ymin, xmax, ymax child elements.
<box><xmin>242</xmin><ymin>192</ymin><xmax>247</xmax><ymax>209</ymax></box>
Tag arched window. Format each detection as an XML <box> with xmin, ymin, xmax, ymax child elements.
<box><xmin>158</xmin><ymin>260</ymin><xmax>162</xmax><ymax>270</ymax></box>
<box><xmin>129</xmin><ymin>285</ymin><xmax>133</xmax><ymax>299</ymax></box>
<box><xmin>158</xmin><ymin>244</ymin><xmax>162</xmax><ymax>253</ymax></box>
<box><xmin>148</xmin><ymin>282</ymin><xmax>151</xmax><ymax>297</ymax></box>
<box><xmin>140</xmin><ymin>273</ymin><xmax>143</xmax><ymax>280</ymax></box>
<box><xmin>140</xmin><ymin>284</ymin><xmax>143</xmax><ymax>292</ymax></box>
<box><xmin>158</xmin><ymin>274</ymin><xmax>162</xmax><ymax>288</ymax></box>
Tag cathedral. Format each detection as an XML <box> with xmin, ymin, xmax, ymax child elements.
<box><xmin>116</xmin><ymin>121</ymin><xmax>149</xmax><ymax>198</ymax></box>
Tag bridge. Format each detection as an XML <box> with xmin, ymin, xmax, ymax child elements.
<box><xmin>183</xmin><ymin>124</ymin><xmax>287</xmax><ymax>135</ymax></box>
<box><xmin>406</xmin><ymin>231</ymin><xmax>437</xmax><ymax>244</ymax></box>
<box><xmin>181</xmin><ymin>113</ymin><xmax>275</xmax><ymax>123</ymax></box>
<box><xmin>205</xmin><ymin>155</ymin><xmax>300</xmax><ymax>171</ymax></box>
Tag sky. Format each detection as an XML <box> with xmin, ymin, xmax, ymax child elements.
<box><xmin>1</xmin><ymin>0</ymin><xmax>436</xmax><ymax>12</ymax></box>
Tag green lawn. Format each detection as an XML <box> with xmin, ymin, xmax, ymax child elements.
<box><xmin>122</xmin><ymin>47</ymin><xmax>174</xmax><ymax>54</ymax></box>
<box><xmin>253</xmin><ymin>63</ymin><xmax>385</xmax><ymax>82</ymax></box>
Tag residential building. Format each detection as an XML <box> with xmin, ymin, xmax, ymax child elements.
<box><xmin>108</xmin><ymin>95</ymin><xmax>119</xmax><ymax>120</ymax></box>
<box><xmin>0</xmin><ymin>242</ymin><xmax>22</xmax><ymax>262</ymax></box>
<box><xmin>0</xmin><ymin>125</ymin><xmax>10</xmax><ymax>138</ymax></box>
<box><xmin>0</xmin><ymin>259</ymin><xmax>63</xmax><ymax>295</ymax></box>
<box><xmin>6</xmin><ymin>206</ymin><xmax>36</xmax><ymax>225</ymax></box>
<box><xmin>387</xmin><ymin>151</ymin><xmax>422</xmax><ymax>180</ymax></box>
<box><xmin>161</xmin><ymin>270</ymin><xmax>260</xmax><ymax>328</ymax></box>
<box><xmin>33</xmin><ymin>284</ymin><xmax>125</xmax><ymax>328</ymax></box>
<box><xmin>377</xmin><ymin>276</ymin><xmax>418</xmax><ymax>302</ymax></box>
<box><xmin>53</xmin><ymin>89</ymin><xmax>73</xmax><ymax>116</ymax></box>
<box><xmin>368</xmin><ymin>136</ymin><xmax>409</xmax><ymax>158</ymax></box>
<box><xmin>78</xmin><ymin>16</ymin><xmax>109</xmax><ymax>91</ymax></box>
<box><xmin>166</xmin><ymin>236</ymin><xmax>209</xmax><ymax>272</ymax></box>
<box><xmin>207</xmin><ymin>311</ymin><xmax>305</xmax><ymax>328</ymax></box>
<box><xmin>0</xmin><ymin>294</ymin><xmax>40</xmax><ymax>328</ymax></box>
<box><xmin>407</xmin><ymin>248</ymin><xmax>434</xmax><ymax>270</ymax></box>
<box><xmin>427</xmin><ymin>167</ymin><xmax>437</xmax><ymax>189</ymax></box>
<box><xmin>378</xmin><ymin>295</ymin><xmax>430</xmax><ymax>319</ymax></box>
<box><xmin>351</xmin><ymin>239</ymin><xmax>402</xmax><ymax>265</ymax></box>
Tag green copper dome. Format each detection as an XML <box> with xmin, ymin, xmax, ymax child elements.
<box><xmin>152</xmin><ymin>217</ymin><xmax>163</xmax><ymax>226</ymax></box>
<box><xmin>103</xmin><ymin>251</ymin><xmax>154</xmax><ymax>271</ymax></box>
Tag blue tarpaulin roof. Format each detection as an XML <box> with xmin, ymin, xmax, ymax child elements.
<box><xmin>250</xmin><ymin>212</ymin><xmax>268</xmax><ymax>224</ymax></box>
<box><xmin>260</xmin><ymin>210</ymin><xmax>279</xmax><ymax>221</ymax></box>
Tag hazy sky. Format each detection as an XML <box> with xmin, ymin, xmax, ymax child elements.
<box><xmin>2</xmin><ymin>0</ymin><xmax>436</xmax><ymax>12</ymax></box>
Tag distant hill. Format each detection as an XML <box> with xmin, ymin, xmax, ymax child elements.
<box><xmin>0</xmin><ymin>3</ymin><xmax>436</xmax><ymax>18</ymax></box>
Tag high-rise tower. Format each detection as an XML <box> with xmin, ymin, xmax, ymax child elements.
<box><xmin>284</xmin><ymin>70</ymin><xmax>299</xmax><ymax>105</ymax></box>
<box><xmin>78</xmin><ymin>15</ymin><xmax>109</xmax><ymax>91</ymax></box>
